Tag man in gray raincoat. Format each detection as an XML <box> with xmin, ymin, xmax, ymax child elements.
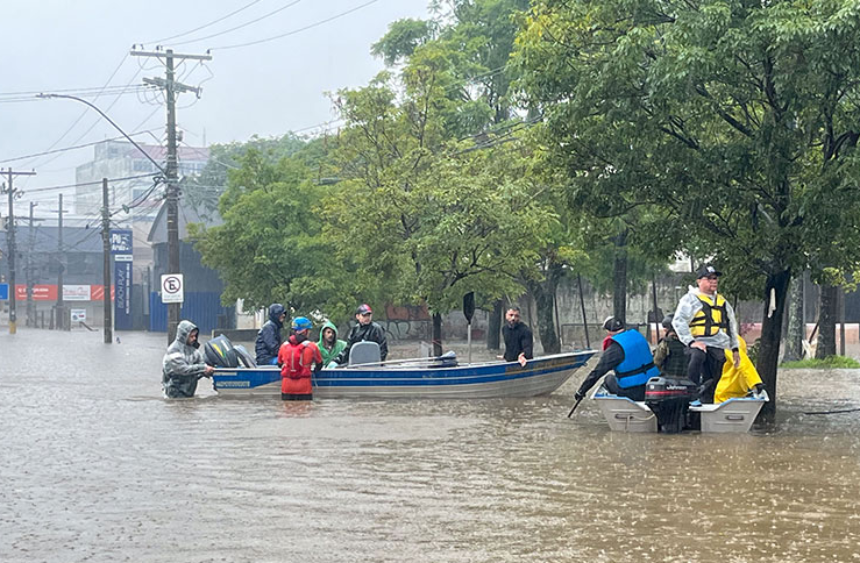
<box><xmin>162</xmin><ymin>320</ymin><xmax>215</xmax><ymax>398</ymax></box>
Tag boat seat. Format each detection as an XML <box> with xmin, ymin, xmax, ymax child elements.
<box><xmin>349</xmin><ymin>341</ymin><xmax>381</xmax><ymax>366</ymax></box>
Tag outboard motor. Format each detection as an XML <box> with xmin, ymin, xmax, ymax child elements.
<box><xmin>204</xmin><ymin>334</ymin><xmax>240</xmax><ymax>368</ymax></box>
<box><xmin>645</xmin><ymin>376</ymin><xmax>697</xmax><ymax>433</ymax></box>
<box><xmin>233</xmin><ymin>344</ymin><xmax>257</xmax><ymax>368</ymax></box>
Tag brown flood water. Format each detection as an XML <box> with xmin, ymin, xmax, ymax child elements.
<box><xmin>1</xmin><ymin>329</ymin><xmax>860</xmax><ymax>562</ymax></box>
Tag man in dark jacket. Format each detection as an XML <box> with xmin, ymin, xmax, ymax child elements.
<box><xmin>333</xmin><ymin>304</ymin><xmax>388</xmax><ymax>365</ymax></box>
<box><xmin>502</xmin><ymin>306</ymin><xmax>533</xmax><ymax>367</ymax></box>
<box><xmin>255</xmin><ymin>303</ymin><xmax>286</xmax><ymax>365</ymax></box>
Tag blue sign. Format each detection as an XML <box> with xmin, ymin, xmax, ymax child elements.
<box><xmin>110</xmin><ymin>229</ymin><xmax>133</xmax><ymax>255</ymax></box>
<box><xmin>112</xmin><ymin>229</ymin><xmax>134</xmax><ymax>330</ymax></box>
<box><xmin>0</xmin><ymin>283</ymin><xmax>8</xmax><ymax>301</ymax></box>
<box><xmin>114</xmin><ymin>260</ymin><xmax>133</xmax><ymax>330</ymax></box>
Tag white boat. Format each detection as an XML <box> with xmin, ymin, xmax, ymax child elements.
<box><xmin>592</xmin><ymin>383</ymin><xmax>768</xmax><ymax>433</ymax></box>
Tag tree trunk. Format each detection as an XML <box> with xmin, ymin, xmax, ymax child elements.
<box><xmin>816</xmin><ymin>284</ymin><xmax>838</xmax><ymax>358</ymax></box>
<box><xmin>613</xmin><ymin>231</ymin><xmax>628</xmax><ymax>321</ymax></box>
<box><xmin>487</xmin><ymin>299</ymin><xmax>502</xmax><ymax>350</ymax></box>
<box><xmin>783</xmin><ymin>275</ymin><xmax>804</xmax><ymax>362</ymax></box>
<box><xmin>529</xmin><ymin>279</ymin><xmax>561</xmax><ymax>354</ymax></box>
<box><xmin>432</xmin><ymin>312</ymin><xmax>443</xmax><ymax>357</ymax></box>
<box><xmin>756</xmin><ymin>269</ymin><xmax>790</xmax><ymax>423</ymax></box>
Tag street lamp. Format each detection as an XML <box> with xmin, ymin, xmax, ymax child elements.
<box><xmin>37</xmin><ymin>93</ymin><xmax>167</xmax><ymax>343</ymax></box>
<box><xmin>37</xmin><ymin>93</ymin><xmax>166</xmax><ymax>175</ymax></box>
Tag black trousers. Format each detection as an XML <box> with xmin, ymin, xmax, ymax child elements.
<box><xmin>605</xmin><ymin>374</ymin><xmax>646</xmax><ymax>401</ymax></box>
<box><xmin>686</xmin><ymin>346</ymin><xmax>726</xmax><ymax>403</ymax></box>
<box><xmin>282</xmin><ymin>393</ymin><xmax>313</xmax><ymax>401</ymax></box>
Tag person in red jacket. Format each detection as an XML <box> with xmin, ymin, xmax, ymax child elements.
<box><xmin>278</xmin><ymin>316</ymin><xmax>323</xmax><ymax>401</ymax></box>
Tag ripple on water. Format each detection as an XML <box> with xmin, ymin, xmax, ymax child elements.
<box><xmin>2</xmin><ymin>330</ymin><xmax>860</xmax><ymax>562</ymax></box>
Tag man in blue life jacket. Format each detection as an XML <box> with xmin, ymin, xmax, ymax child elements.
<box><xmin>573</xmin><ymin>317</ymin><xmax>660</xmax><ymax>402</ymax></box>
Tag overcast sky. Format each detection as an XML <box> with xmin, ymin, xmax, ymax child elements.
<box><xmin>1</xmin><ymin>0</ymin><xmax>430</xmax><ymax>212</ymax></box>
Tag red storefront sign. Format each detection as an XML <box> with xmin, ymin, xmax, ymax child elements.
<box><xmin>15</xmin><ymin>285</ymin><xmax>114</xmax><ymax>301</ymax></box>
<box><xmin>15</xmin><ymin>284</ymin><xmax>58</xmax><ymax>301</ymax></box>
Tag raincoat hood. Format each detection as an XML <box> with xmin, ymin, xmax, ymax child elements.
<box><xmin>175</xmin><ymin>320</ymin><xmax>199</xmax><ymax>347</ymax></box>
<box><xmin>268</xmin><ymin>304</ymin><xmax>286</xmax><ymax>327</ymax></box>
<box><xmin>163</xmin><ymin>320</ymin><xmax>207</xmax><ymax>398</ymax></box>
<box><xmin>317</xmin><ymin>320</ymin><xmax>347</xmax><ymax>367</ymax></box>
<box><xmin>319</xmin><ymin>320</ymin><xmax>339</xmax><ymax>340</ymax></box>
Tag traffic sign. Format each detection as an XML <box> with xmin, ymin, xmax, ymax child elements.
<box><xmin>0</xmin><ymin>283</ymin><xmax>8</xmax><ymax>301</ymax></box>
<box><xmin>161</xmin><ymin>274</ymin><xmax>185</xmax><ymax>304</ymax></box>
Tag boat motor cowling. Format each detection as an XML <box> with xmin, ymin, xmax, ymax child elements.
<box><xmin>204</xmin><ymin>334</ymin><xmax>240</xmax><ymax>368</ymax></box>
<box><xmin>645</xmin><ymin>376</ymin><xmax>697</xmax><ymax>433</ymax></box>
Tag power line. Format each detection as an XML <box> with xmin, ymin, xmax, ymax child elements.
<box><xmin>14</xmin><ymin>55</ymin><xmax>131</xmax><ymax>171</ymax></box>
<box><xmin>28</xmin><ymin>70</ymin><xmax>150</xmax><ymax>174</ymax></box>
<box><xmin>22</xmin><ymin>173</ymin><xmax>161</xmax><ymax>195</ymax></box>
<box><xmin>46</xmin><ymin>67</ymin><xmax>147</xmax><ymax>157</ymax></box>
<box><xmin>0</xmin><ymin>128</ymin><xmax>160</xmax><ymax>165</ymax></box>
<box><xmin>169</xmin><ymin>0</ymin><xmax>304</xmax><ymax>47</ymax></box>
<box><xmin>0</xmin><ymin>84</ymin><xmax>144</xmax><ymax>97</ymax></box>
<box><xmin>212</xmin><ymin>0</ymin><xmax>379</xmax><ymax>50</ymax></box>
<box><xmin>0</xmin><ymin>87</ymin><xmax>150</xmax><ymax>105</ymax></box>
<box><xmin>0</xmin><ymin>85</ymin><xmax>152</xmax><ymax>102</ymax></box>
<box><xmin>149</xmin><ymin>0</ymin><xmax>264</xmax><ymax>44</ymax></box>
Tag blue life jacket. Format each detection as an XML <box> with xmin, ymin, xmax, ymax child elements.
<box><xmin>610</xmin><ymin>329</ymin><xmax>660</xmax><ymax>389</ymax></box>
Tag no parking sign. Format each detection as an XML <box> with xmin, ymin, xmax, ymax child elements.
<box><xmin>160</xmin><ymin>274</ymin><xmax>184</xmax><ymax>304</ymax></box>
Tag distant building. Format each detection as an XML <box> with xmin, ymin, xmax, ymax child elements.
<box><xmin>75</xmin><ymin>140</ymin><xmax>209</xmax><ymax>287</ymax></box>
<box><xmin>75</xmin><ymin>140</ymin><xmax>209</xmax><ymax>217</ymax></box>
<box><xmin>0</xmin><ymin>216</ymin><xmax>127</xmax><ymax>328</ymax></box>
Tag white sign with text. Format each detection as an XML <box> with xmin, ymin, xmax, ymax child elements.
<box><xmin>161</xmin><ymin>274</ymin><xmax>185</xmax><ymax>304</ymax></box>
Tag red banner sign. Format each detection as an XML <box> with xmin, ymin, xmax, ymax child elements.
<box><xmin>15</xmin><ymin>285</ymin><xmax>114</xmax><ymax>301</ymax></box>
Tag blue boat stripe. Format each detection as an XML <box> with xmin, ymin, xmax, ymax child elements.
<box><xmin>214</xmin><ymin>354</ymin><xmax>591</xmax><ymax>390</ymax></box>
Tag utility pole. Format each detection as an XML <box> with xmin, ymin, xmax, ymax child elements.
<box><xmin>56</xmin><ymin>193</ymin><xmax>67</xmax><ymax>331</ymax></box>
<box><xmin>2</xmin><ymin>168</ymin><xmax>36</xmax><ymax>334</ymax></box>
<box><xmin>102</xmin><ymin>178</ymin><xmax>112</xmax><ymax>344</ymax></box>
<box><xmin>131</xmin><ymin>47</ymin><xmax>212</xmax><ymax>343</ymax></box>
<box><xmin>27</xmin><ymin>202</ymin><xmax>37</xmax><ymax>327</ymax></box>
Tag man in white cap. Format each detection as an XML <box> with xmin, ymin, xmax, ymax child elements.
<box><xmin>672</xmin><ymin>264</ymin><xmax>740</xmax><ymax>402</ymax></box>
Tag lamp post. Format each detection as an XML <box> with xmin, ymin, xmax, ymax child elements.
<box><xmin>37</xmin><ymin>94</ymin><xmax>166</xmax><ymax>339</ymax></box>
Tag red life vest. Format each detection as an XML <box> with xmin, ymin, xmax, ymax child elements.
<box><xmin>278</xmin><ymin>337</ymin><xmax>322</xmax><ymax>395</ymax></box>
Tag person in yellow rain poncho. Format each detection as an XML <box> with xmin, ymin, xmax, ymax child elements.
<box><xmin>714</xmin><ymin>336</ymin><xmax>765</xmax><ymax>403</ymax></box>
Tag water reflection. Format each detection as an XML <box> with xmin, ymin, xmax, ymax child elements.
<box><xmin>1</xmin><ymin>329</ymin><xmax>859</xmax><ymax>562</ymax></box>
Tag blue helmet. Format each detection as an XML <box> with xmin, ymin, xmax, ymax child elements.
<box><xmin>291</xmin><ymin>316</ymin><xmax>313</xmax><ymax>331</ymax></box>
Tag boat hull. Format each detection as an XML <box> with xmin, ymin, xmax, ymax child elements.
<box><xmin>213</xmin><ymin>351</ymin><xmax>595</xmax><ymax>399</ymax></box>
<box><xmin>592</xmin><ymin>390</ymin><xmax>768</xmax><ymax>433</ymax></box>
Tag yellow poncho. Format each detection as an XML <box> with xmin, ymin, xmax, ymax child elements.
<box><xmin>714</xmin><ymin>336</ymin><xmax>762</xmax><ymax>403</ymax></box>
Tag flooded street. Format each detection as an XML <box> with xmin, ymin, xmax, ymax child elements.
<box><xmin>2</xmin><ymin>329</ymin><xmax>860</xmax><ymax>562</ymax></box>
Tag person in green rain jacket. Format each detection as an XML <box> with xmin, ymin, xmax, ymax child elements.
<box><xmin>317</xmin><ymin>320</ymin><xmax>347</xmax><ymax>367</ymax></box>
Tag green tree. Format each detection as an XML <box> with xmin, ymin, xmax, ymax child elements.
<box><xmin>189</xmin><ymin>149</ymin><xmax>358</xmax><ymax>321</ymax></box>
<box><xmin>375</xmin><ymin>4</ymin><xmax>548</xmax><ymax>351</ymax></box>
<box><xmin>184</xmin><ymin>133</ymin><xmax>311</xmax><ymax>221</ymax></box>
<box><xmin>516</xmin><ymin>0</ymin><xmax>860</xmax><ymax>420</ymax></box>
<box><xmin>325</xmin><ymin>70</ymin><xmax>547</xmax><ymax>355</ymax></box>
